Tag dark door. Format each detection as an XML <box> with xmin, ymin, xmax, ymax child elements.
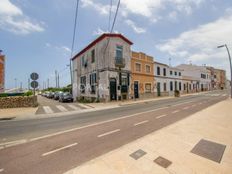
<box><xmin>110</xmin><ymin>78</ymin><xmax>117</xmax><ymax>100</ymax></box>
<box><xmin>134</xmin><ymin>81</ymin><xmax>139</xmax><ymax>99</ymax></box>
<box><xmin>157</xmin><ymin>82</ymin><xmax>161</xmax><ymax>96</ymax></box>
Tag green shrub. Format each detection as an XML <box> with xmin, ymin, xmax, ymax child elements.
<box><xmin>0</xmin><ymin>93</ymin><xmax>8</xmax><ymax>97</ymax></box>
<box><xmin>23</xmin><ymin>91</ymin><xmax>33</xmax><ymax>96</ymax></box>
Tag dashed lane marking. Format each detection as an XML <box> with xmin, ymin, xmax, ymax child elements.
<box><xmin>0</xmin><ymin>169</ymin><xmax>4</xmax><ymax>172</ymax></box>
<box><xmin>42</xmin><ymin>142</ymin><xmax>78</xmax><ymax>157</ymax></box>
<box><xmin>156</xmin><ymin>114</ymin><xmax>167</xmax><ymax>119</ymax></box>
<box><xmin>172</xmin><ymin>110</ymin><xmax>180</xmax><ymax>114</ymax></box>
<box><xmin>97</xmin><ymin>129</ymin><xmax>120</xmax><ymax>138</ymax></box>
<box><xmin>56</xmin><ymin>105</ymin><xmax>68</xmax><ymax>112</ymax></box>
<box><xmin>68</xmin><ymin>104</ymin><xmax>81</xmax><ymax>110</ymax></box>
<box><xmin>134</xmin><ymin>120</ymin><xmax>149</xmax><ymax>126</ymax></box>
<box><xmin>43</xmin><ymin>106</ymin><xmax>54</xmax><ymax>114</ymax></box>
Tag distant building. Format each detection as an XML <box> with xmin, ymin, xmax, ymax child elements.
<box><xmin>72</xmin><ymin>33</ymin><xmax>133</xmax><ymax>102</ymax></box>
<box><xmin>131</xmin><ymin>51</ymin><xmax>155</xmax><ymax>99</ymax></box>
<box><xmin>0</xmin><ymin>53</ymin><xmax>5</xmax><ymax>93</ymax></box>
<box><xmin>154</xmin><ymin>61</ymin><xmax>185</xmax><ymax>96</ymax></box>
<box><xmin>176</xmin><ymin>64</ymin><xmax>211</xmax><ymax>91</ymax></box>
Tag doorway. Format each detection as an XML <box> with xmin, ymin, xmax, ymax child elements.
<box><xmin>110</xmin><ymin>78</ymin><xmax>117</xmax><ymax>101</ymax></box>
<box><xmin>134</xmin><ymin>81</ymin><xmax>139</xmax><ymax>99</ymax></box>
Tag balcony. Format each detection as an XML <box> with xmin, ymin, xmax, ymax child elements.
<box><xmin>115</xmin><ymin>57</ymin><xmax>126</xmax><ymax>68</ymax></box>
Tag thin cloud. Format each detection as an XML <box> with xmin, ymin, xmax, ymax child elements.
<box><xmin>125</xmin><ymin>19</ymin><xmax>146</xmax><ymax>34</ymax></box>
<box><xmin>0</xmin><ymin>0</ymin><xmax>45</xmax><ymax>35</ymax></box>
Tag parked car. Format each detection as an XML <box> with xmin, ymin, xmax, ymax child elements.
<box><xmin>59</xmin><ymin>92</ymin><xmax>73</xmax><ymax>102</ymax></box>
<box><xmin>47</xmin><ymin>92</ymin><xmax>55</xmax><ymax>99</ymax></box>
<box><xmin>54</xmin><ymin>91</ymin><xmax>63</xmax><ymax>100</ymax></box>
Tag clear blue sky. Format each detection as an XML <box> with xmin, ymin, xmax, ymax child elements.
<box><xmin>1</xmin><ymin>0</ymin><xmax>232</xmax><ymax>89</ymax></box>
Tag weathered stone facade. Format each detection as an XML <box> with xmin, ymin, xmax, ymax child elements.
<box><xmin>0</xmin><ymin>96</ymin><xmax>38</xmax><ymax>108</ymax></box>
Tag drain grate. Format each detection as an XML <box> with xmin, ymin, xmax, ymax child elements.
<box><xmin>154</xmin><ymin>156</ymin><xmax>172</xmax><ymax>168</ymax></box>
<box><xmin>0</xmin><ymin>117</ymin><xmax>15</xmax><ymax>121</ymax></box>
<box><xmin>191</xmin><ymin>139</ymin><xmax>226</xmax><ymax>163</ymax></box>
<box><xmin>130</xmin><ymin>149</ymin><xmax>147</xmax><ymax>160</ymax></box>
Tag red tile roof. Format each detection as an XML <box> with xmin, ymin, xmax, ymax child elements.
<box><xmin>71</xmin><ymin>33</ymin><xmax>133</xmax><ymax>60</ymax></box>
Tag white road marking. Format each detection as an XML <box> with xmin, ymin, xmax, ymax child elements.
<box><xmin>97</xmin><ymin>129</ymin><xmax>120</xmax><ymax>138</ymax></box>
<box><xmin>0</xmin><ymin>139</ymin><xmax>27</xmax><ymax>147</ymax></box>
<box><xmin>68</xmin><ymin>104</ymin><xmax>80</xmax><ymax>110</ymax></box>
<box><xmin>171</xmin><ymin>100</ymin><xmax>195</xmax><ymax>107</ymax></box>
<box><xmin>183</xmin><ymin>107</ymin><xmax>189</xmax><ymax>110</ymax></box>
<box><xmin>0</xmin><ymin>169</ymin><xmax>4</xmax><ymax>172</ymax></box>
<box><xmin>133</xmin><ymin>120</ymin><xmax>149</xmax><ymax>126</ymax></box>
<box><xmin>172</xmin><ymin>110</ymin><xmax>180</xmax><ymax>114</ymax></box>
<box><xmin>156</xmin><ymin>114</ymin><xmax>167</xmax><ymax>119</ymax></box>
<box><xmin>31</xmin><ymin>106</ymin><xmax>168</xmax><ymax>141</ymax></box>
<box><xmin>222</xmin><ymin>94</ymin><xmax>227</xmax><ymax>97</ymax></box>
<box><xmin>42</xmin><ymin>142</ymin><xmax>78</xmax><ymax>157</ymax></box>
<box><xmin>56</xmin><ymin>105</ymin><xmax>68</xmax><ymax>112</ymax></box>
<box><xmin>43</xmin><ymin>106</ymin><xmax>54</xmax><ymax>114</ymax></box>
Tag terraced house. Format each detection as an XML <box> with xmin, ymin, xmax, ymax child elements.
<box><xmin>131</xmin><ymin>52</ymin><xmax>155</xmax><ymax>99</ymax></box>
<box><xmin>72</xmin><ymin>33</ymin><xmax>133</xmax><ymax>102</ymax></box>
<box><xmin>0</xmin><ymin>53</ymin><xmax>5</xmax><ymax>93</ymax></box>
<box><xmin>154</xmin><ymin>62</ymin><xmax>184</xmax><ymax>96</ymax></box>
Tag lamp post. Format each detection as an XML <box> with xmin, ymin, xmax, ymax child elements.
<box><xmin>218</xmin><ymin>44</ymin><xmax>232</xmax><ymax>98</ymax></box>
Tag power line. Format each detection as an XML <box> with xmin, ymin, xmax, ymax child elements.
<box><xmin>110</xmin><ymin>0</ymin><xmax>120</xmax><ymax>33</ymax></box>
<box><xmin>70</xmin><ymin>0</ymin><xmax>80</xmax><ymax>90</ymax></box>
<box><xmin>108</xmin><ymin>0</ymin><xmax>113</xmax><ymax>31</ymax></box>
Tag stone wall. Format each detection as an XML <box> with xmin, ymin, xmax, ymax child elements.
<box><xmin>0</xmin><ymin>96</ymin><xmax>38</xmax><ymax>108</ymax></box>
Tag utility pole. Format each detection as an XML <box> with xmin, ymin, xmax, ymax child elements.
<box><xmin>47</xmin><ymin>78</ymin><xmax>49</xmax><ymax>89</ymax></box>
<box><xmin>55</xmin><ymin>70</ymin><xmax>58</xmax><ymax>88</ymax></box>
<box><xmin>28</xmin><ymin>78</ymin><xmax>30</xmax><ymax>90</ymax></box>
<box><xmin>58</xmin><ymin>73</ymin><xmax>60</xmax><ymax>88</ymax></box>
<box><xmin>14</xmin><ymin>78</ymin><xmax>17</xmax><ymax>89</ymax></box>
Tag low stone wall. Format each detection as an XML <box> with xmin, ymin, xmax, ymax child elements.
<box><xmin>0</xmin><ymin>96</ymin><xmax>38</xmax><ymax>108</ymax></box>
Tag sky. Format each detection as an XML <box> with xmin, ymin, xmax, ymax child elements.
<box><xmin>0</xmin><ymin>0</ymin><xmax>232</xmax><ymax>89</ymax></box>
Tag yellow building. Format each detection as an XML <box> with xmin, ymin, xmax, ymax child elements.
<box><xmin>131</xmin><ymin>51</ymin><xmax>155</xmax><ymax>99</ymax></box>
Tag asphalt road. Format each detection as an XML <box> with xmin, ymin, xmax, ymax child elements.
<box><xmin>0</xmin><ymin>90</ymin><xmax>229</xmax><ymax>174</ymax></box>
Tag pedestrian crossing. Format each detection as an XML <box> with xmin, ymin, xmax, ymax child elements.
<box><xmin>36</xmin><ymin>104</ymin><xmax>84</xmax><ymax>115</ymax></box>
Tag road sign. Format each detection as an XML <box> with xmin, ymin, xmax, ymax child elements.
<box><xmin>30</xmin><ymin>72</ymin><xmax>39</xmax><ymax>81</ymax></box>
<box><xmin>31</xmin><ymin>81</ymin><xmax>38</xmax><ymax>89</ymax></box>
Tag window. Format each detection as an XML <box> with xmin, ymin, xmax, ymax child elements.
<box><xmin>179</xmin><ymin>72</ymin><xmax>181</xmax><ymax>76</ymax></box>
<box><xmin>81</xmin><ymin>56</ymin><xmax>85</xmax><ymax>67</ymax></box>
<box><xmin>175</xmin><ymin>71</ymin><xmax>177</xmax><ymax>76</ymax></box>
<box><xmin>179</xmin><ymin>82</ymin><xmax>182</xmax><ymax>91</ymax></box>
<box><xmin>214</xmin><ymin>75</ymin><xmax>217</xmax><ymax>78</ymax></box>
<box><xmin>145</xmin><ymin>83</ymin><xmax>151</xmax><ymax>93</ymax></box>
<box><xmin>184</xmin><ymin>84</ymin><xmax>186</xmax><ymax>90</ymax></box>
<box><xmin>90</xmin><ymin>73</ymin><xmax>96</xmax><ymax>94</ymax></box>
<box><xmin>170</xmin><ymin>81</ymin><xmax>173</xmax><ymax>91</ymax></box>
<box><xmin>157</xmin><ymin>66</ymin><xmax>160</xmax><ymax>75</ymax></box>
<box><xmin>91</xmin><ymin>49</ymin><xmax>95</xmax><ymax>63</ymax></box>
<box><xmin>135</xmin><ymin>63</ymin><xmax>141</xmax><ymax>72</ymax></box>
<box><xmin>80</xmin><ymin>76</ymin><xmax>86</xmax><ymax>93</ymax></box>
<box><xmin>116</xmin><ymin>45</ymin><xmax>123</xmax><ymax>58</ymax></box>
<box><xmin>146</xmin><ymin>65</ymin><xmax>151</xmax><ymax>73</ymax></box>
<box><xmin>163</xmin><ymin>83</ymin><xmax>167</xmax><ymax>91</ymax></box>
<box><xmin>163</xmin><ymin>68</ymin><xmax>166</xmax><ymax>76</ymax></box>
<box><xmin>201</xmin><ymin>74</ymin><xmax>206</xmax><ymax>79</ymax></box>
<box><xmin>170</xmin><ymin>71</ymin><xmax>173</xmax><ymax>75</ymax></box>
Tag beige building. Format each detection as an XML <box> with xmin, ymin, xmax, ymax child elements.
<box><xmin>131</xmin><ymin>52</ymin><xmax>155</xmax><ymax>99</ymax></box>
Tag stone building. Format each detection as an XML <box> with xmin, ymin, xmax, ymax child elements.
<box><xmin>72</xmin><ymin>33</ymin><xmax>133</xmax><ymax>102</ymax></box>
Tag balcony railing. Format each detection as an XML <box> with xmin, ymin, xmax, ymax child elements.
<box><xmin>115</xmin><ymin>57</ymin><xmax>126</xmax><ymax>68</ymax></box>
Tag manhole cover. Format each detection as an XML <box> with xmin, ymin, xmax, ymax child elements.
<box><xmin>0</xmin><ymin>117</ymin><xmax>15</xmax><ymax>121</ymax></box>
<box><xmin>130</xmin><ymin>149</ymin><xmax>147</xmax><ymax>160</ymax></box>
<box><xmin>191</xmin><ymin>139</ymin><xmax>226</xmax><ymax>163</ymax></box>
<box><xmin>154</xmin><ymin>156</ymin><xmax>172</xmax><ymax>168</ymax></box>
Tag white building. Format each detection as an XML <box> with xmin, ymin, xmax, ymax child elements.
<box><xmin>154</xmin><ymin>62</ymin><xmax>184</xmax><ymax>96</ymax></box>
<box><xmin>72</xmin><ymin>33</ymin><xmax>133</xmax><ymax>102</ymax></box>
<box><xmin>176</xmin><ymin>64</ymin><xmax>211</xmax><ymax>91</ymax></box>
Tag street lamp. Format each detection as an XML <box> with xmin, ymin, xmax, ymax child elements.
<box><xmin>217</xmin><ymin>44</ymin><xmax>232</xmax><ymax>98</ymax></box>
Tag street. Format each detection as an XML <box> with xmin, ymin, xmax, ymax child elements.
<box><xmin>0</xmin><ymin>90</ymin><xmax>229</xmax><ymax>174</ymax></box>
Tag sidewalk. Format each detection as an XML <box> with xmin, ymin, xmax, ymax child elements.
<box><xmin>65</xmin><ymin>99</ymin><xmax>232</xmax><ymax>174</ymax></box>
<box><xmin>0</xmin><ymin>107</ymin><xmax>37</xmax><ymax>119</ymax></box>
